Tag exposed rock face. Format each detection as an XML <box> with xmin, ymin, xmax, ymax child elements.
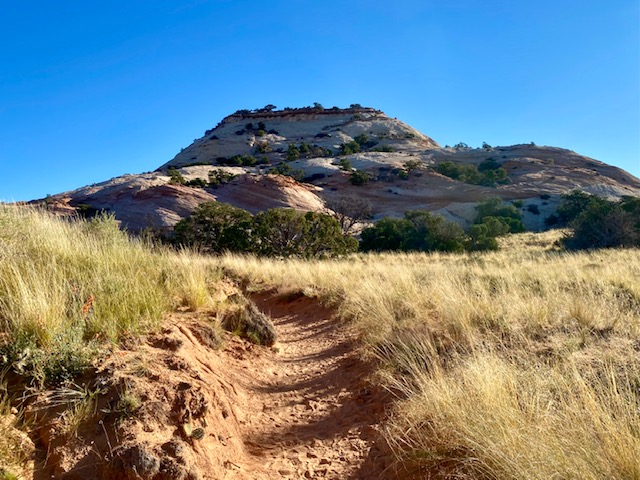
<box><xmin>160</xmin><ymin>107</ymin><xmax>438</xmax><ymax>169</ymax></box>
<box><xmin>36</xmin><ymin>106</ymin><xmax>640</xmax><ymax>232</ymax></box>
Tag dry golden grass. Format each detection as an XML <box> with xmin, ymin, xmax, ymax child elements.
<box><xmin>0</xmin><ymin>206</ymin><xmax>220</xmax><ymax>383</ymax></box>
<box><xmin>1</xmin><ymin>207</ymin><xmax>638</xmax><ymax>478</ymax></box>
<box><xmin>219</xmin><ymin>235</ymin><xmax>640</xmax><ymax>479</ymax></box>
<box><xmin>0</xmin><ymin>206</ymin><xmax>225</xmax><ymax>473</ymax></box>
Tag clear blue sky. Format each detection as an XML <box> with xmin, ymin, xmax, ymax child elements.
<box><xmin>1</xmin><ymin>0</ymin><xmax>638</xmax><ymax>201</ymax></box>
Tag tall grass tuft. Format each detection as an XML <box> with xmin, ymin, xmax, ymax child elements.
<box><xmin>0</xmin><ymin>206</ymin><xmax>218</xmax><ymax>386</ymax></box>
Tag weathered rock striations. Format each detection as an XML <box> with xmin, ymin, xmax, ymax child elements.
<box><xmin>35</xmin><ymin>106</ymin><xmax>640</xmax><ymax>232</ymax></box>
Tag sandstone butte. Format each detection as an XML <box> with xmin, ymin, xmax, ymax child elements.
<box><xmin>36</xmin><ymin>105</ymin><xmax>640</xmax><ymax>232</ymax></box>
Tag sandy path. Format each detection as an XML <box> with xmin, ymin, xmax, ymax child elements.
<box><xmin>226</xmin><ymin>292</ymin><xmax>392</xmax><ymax>479</ymax></box>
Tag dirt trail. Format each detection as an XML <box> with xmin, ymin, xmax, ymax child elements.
<box><xmin>226</xmin><ymin>292</ymin><xmax>393</xmax><ymax>479</ymax></box>
<box><xmin>23</xmin><ymin>291</ymin><xmax>395</xmax><ymax>479</ymax></box>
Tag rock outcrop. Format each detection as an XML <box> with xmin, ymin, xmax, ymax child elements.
<box><xmin>35</xmin><ymin>106</ymin><xmax>640</xmax><ymax>232</ymax></box>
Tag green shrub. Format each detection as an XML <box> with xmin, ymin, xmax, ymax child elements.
<box><xmin>253</xmin><ymin>209</ymin><xmax>357</xmax><ymax>258</ymax></box>
<box><xmin>270</xmin><ymin>163</ymin><xmax>305</xmax><ymax>181</ymax></box>
<box><xmin>174</xmin><ymin>202</ymin><xmax>254</xmax><ymax>254</ymax></box>
<box><xmin>360</xmin><ymin>217</ymin><xmax>414</xmax><ymax>252</ymax></box>
<box><xmin>475</xmin><ymin>197</ymin><xmax>524</xmax><ymax>233</ymax></box>
<box><xmin>174</xmin><ymin>204</ymin><xmax>357</xmax><ymax>258</ymax></box>
<box><xmin>338</xmin><ymin>158</ymin><xmax>352</xmax><ymax>171</ymax></box>
<box><xmin>478</xmin><ymin>158</ymin><xmax>501</xmax><ymax>172</ymax></box>
<box><xmin>403</xmin><ymin>160</ymin><xmax>422</xmax><ymax>173</ymax></box>
<box><xmin>286</xmin><ymin>144</ymin><xmax>301</xmax><ymax>161</ymax></box>
<box><xmin>553</xmin><ymin>190</ymin><xmax>609</xmax><ymax>227</ymax></box>
<box><xmin>370</xmin><ymin>145</ymin><xmax>395</xmax><ymax>152</ymax></box>
<box><xmin>360</xmin><ymin>211</ymin><xmax>468</xmax><ymax>253</ymax></box>
<box><xmin>435</xmin><ymin>161</ymin><xmax>460</xmax><ymax>179</ymax></box>
<box><xmin>168</xmin><ymin>167</ymin><xmax>186</xmax><ymax>185</ymax></box>
<box><xmin>207</xmin><ymin>170</ymin><xmax>236</xmax><ymax>187</ymax></box>
<box><xmin>467</xmin><ymin>223</ymin><xmax>499</xmax><ymax>251</ymax></box>
<box><xmin>403</xmin><ymin>211</ymin><xmax>467</xmax><ymax>252</ymax></box>
<box><xmin>340</xmin><ymin>141</ymin><xmax>361</xmax><ymax>155</ymax></box>
<box><xmin>562</xmin><ymin>195</ymin><xmax>640</xmax><ymax>249</ymax></box>
<box><xmin>217</xmin><ymin>155</ymin><xmax>257</xmax><ymax>166</ymax></box>
<box><xmin>527</xmin><ymin>204</ymin><xmax>540</xmax><ymax>215</ymax></box>
<box><xmin>255</xmin><ymin>141</ymin><xmax>272</xmax><ymax>153</ymax></box>
<box><xmin>308</xmin><ymin>144</ymin><xmax>333</xmax><ymax>158</ymax></box>
<box><xmin>349</xmin><ymin>170</ymin><xmax>370</xmax><ymax>186</ymax></box>
<box><xmin>184</xmin><ymin>177</ymin><xmax>208</xmax><ymax>188</ymax></box>
<box><xmin>1</xmin><ymin>328</ymin><xmax>101</xmax><ymax>387</ymax></box>
<box><xmin>353</xmin><ymin>133</ymin><xmax>377</xmax><ymax>149</ymax></box>
<box><xmin>299</xmin><ymin>142</ymin><xmax>310</xmax><ymax>155</ymax></box>
<box><xmin>435</xmin><ymin>160</ymin><xmax>507</xmax><ymax>187</ymax></box>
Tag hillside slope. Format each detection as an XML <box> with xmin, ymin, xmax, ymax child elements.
<box><xmin>37</xmin><ymin>106</ymin><xmax>640</xmax><ymax>231</ymax></box>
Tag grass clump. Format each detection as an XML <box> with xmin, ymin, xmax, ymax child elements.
<box><xmin>218</xmin><ymin>295</ymin><xmax>277</xmax><ymax>346</ymax></box>
<box><xmin>0</xmin><ymin>206</ymin><xmax>218</xmax><ymax>387</ymax></box>
<box><xmin>386</xmin><ymin>354</ymin><xmax>639</xmax><ymax>479</ymax></box>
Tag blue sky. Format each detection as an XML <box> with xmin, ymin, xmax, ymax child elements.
<box><xmin>1</xmin><ymin>0</ymin><xmax>638</xmax><ymax>201</ymax></box>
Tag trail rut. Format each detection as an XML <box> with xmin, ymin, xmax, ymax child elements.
<box><xmin>24</xmin><ymin>291</ymin><xmax>395</xmax><ymax>479</ymax></box>
<box><xmin>226</xmin><ymin>292</ymin><xmax>393</xmax><ymax>479</ymax></box>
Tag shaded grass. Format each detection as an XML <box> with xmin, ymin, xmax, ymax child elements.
<box><xmin>0</xmin><ymin>380</ymin><xmax>31</xmax><ymax>479</ymax></box>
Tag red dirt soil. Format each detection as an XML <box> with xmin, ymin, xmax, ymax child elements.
<box><xmin>23</xmin><ymin>292</ymin><xmax>396</xmax><ymax>479</ymax></box>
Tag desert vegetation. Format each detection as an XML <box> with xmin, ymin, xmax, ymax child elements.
<box><xmin>434</xmin><ymin>158</ymin><xmax>509</xmax><ymax>187</ymax></box>
<box><xmin>174</xmin><ymin>202</ymin><xmax>357</xmax><ymax>258</ymax></box>
<box><xmin>220</xmin><ymin>235</ymin><xmax>640</xmax><ymax>479</ymax></box>
<box><xmin>547</xmin><ymin>190</ymin><xmax>640</xmax><ymax>249</ymax></box>
<box><xmin>361</xmin><ymin>198</ymin><xmax>524</xmax><ymax>253</ymax></box>
<box><xmin>1</xmin><ymin>202</ymin><xmax>639</xmax><ymax>478</ymax></box>
<box><xmin>0</xmin><ymin>206</ymin><xmax>219</xmax><ymax>388</ymax></box>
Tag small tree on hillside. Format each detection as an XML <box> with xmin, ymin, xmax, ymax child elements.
<box><xmin>253</xmin><ymin>209</ymin><xmax>357</xmax><ymax>258</ymax></box>
<box><xmin>174</xmin><ymin>202</ymin><xmax>253</xmax><ymax>253</ymax></box>
<box><xmin>349</xmin><ymin>170</ymin><xmax>371</xmax><ymax>186</ymax></box>
<box><xmin>168</xmin><ymin>167</ymin><xmax>186</xmax><ymax>185</ymax></box>
<box><xmin>475</xmin><ymin>197</ymin><xmax>524</xmax><ymax>233</ymax></box>
<box><xmin>554</xmin><ymin>190</ymin><xmax>609</xmax><ymax>227</ymax></box>
<box><xmin>563</xmin><ymin>196</ymin><xmax>640</xmax><ymax>249</ymax></box>
<box><xmin>286</xmin><ymin>144</ymin><xmax>301</xmax><ymax>161</ymax></box>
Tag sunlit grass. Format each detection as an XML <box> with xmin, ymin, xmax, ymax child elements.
<box><xmin>219</xmin><ymin>237</ymin><xmax>640</xmax><ymax>478</ymax></box>
<box><xmin>1</xmin><ymin>206</ymin><xmax>638</xmax><ymax>478</ymax></box>
<box><xmin>0</xmin><ymin>206</ymin><xmax>219</xmax><ymax>385</ymax></box>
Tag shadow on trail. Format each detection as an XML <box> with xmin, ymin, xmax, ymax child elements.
<box><xmin>249</xmin><ymin>292</ymin><xmax>397</xmax><ymax>479</ymax></box>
